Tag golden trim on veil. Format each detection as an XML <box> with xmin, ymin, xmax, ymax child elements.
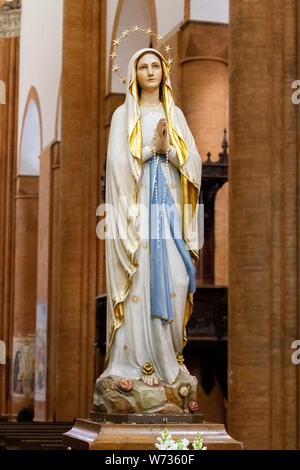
<box><xmin>128</xmin><ymin>76</ymin><xmax>142</xmax><ymax>162</ymax></box>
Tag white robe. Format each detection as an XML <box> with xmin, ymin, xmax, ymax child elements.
<box><xmin>100</xmin><ymin>104</ymin><xmax>190</xmax><ymax>384</ymax></box>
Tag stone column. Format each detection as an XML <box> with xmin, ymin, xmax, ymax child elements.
<box><xmin>297</xmin><ymin>0</ymin><xmax>300</xmax><ymax>452</ymax></box>
<box><xmin>30</xmin><ymin>141</ymin><xmax>61</xmax><ymax>423</ymax></box>
<box><xmin>33</xmin><ymin>146</ymin><xmax>51</xmax><ymax>421</ymax></box>
<box><xmin>0</xmin><ymin>24</ymin><xmax>19</xmax><ymax>415</ymax></box>
<box><xmin>228</xmin><ymin>0</ymin><xmax>299</xmax><ymax>449</ymax></box>
<box><xmin>179</xmin><ymin>20</ymin><xmax>229</xmax><ymax>161</ymax></box>
<box><xmin>51</xmin><ymin>0</ymin><xmax>103</xmax><ymax>421</ymax></box>
<box><xmin>179</xmin><ymin>21</ymin><xmax>229</xmax><ymax>287</ymax></box>
<box><xmin>11</xmin><ymin>176</ymin><xmax>38</xmax><ymax>417</ymax></box>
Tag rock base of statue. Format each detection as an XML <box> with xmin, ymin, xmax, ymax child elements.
<box><xmin>93</xmin><ymin>370</ymin><xmax>199</xmax><ymax>414</ymax></box>
<box><xmin>62</xmin><ymin>414</ymin><xmax>243</xmax><ymax>450</ymax></box>
<box><xmin>62</xmin><ymin>370</ymin><xmax>243</xmax><ymax>450</ymax></box>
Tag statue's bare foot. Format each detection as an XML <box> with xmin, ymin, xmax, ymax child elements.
<box><xmin>140</xmin><ymin>373</ymin><xmax>159</xmax><ymax>386</ymax></box>
<box><xmin>179</xmin><ymin>363</ymin><xmax>190</xmax><ymax>375</ymax></box>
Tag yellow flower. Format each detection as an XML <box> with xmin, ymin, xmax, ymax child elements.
<box><xmin>176</xmin><ymin>353</ymin><xmax>184</xmax><ymax>365</ymax></box>
<box><xmin>141</xmin><ymin>362</ymin><xmax>155</xmax><ymax>376</ymax></box>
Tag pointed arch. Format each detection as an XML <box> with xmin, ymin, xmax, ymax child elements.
<box><xmin>18</xmin><ymin>86</ymin><xmax>43</xmax><ymax>176</ymax></box>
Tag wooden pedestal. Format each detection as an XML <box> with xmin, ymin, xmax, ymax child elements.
<box><xmin>62</xmin><ymin>414</ymin><xmax>243</xmax><ymax>450</ymax></box>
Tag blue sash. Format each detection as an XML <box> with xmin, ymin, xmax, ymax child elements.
<box><xmin>149</xmin><ymin>155</ymin><xmax>196</xmax><ymax>324</ymax></box>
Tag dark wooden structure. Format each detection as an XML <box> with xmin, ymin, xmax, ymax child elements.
<box><xmin>200</xmin><ymin>129</ymin><xmax>229</xmax><ymax>285</ymax></box>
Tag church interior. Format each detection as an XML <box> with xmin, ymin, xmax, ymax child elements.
<box><xmin>0</xmin><ymin>0</ymin><xmax>299</xmax><ymax>450</ymax></box>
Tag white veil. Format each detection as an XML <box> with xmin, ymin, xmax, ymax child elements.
<box><xmin>104</xmin><ymin>48</ymin><xmax>202</xmax><ymax>365</ymax></box>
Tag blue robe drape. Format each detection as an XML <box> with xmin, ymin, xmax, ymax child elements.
<box><xmin>149</xmin><ymin>155</ymin><xmax>196</xmax><ymax>324</ymax></box>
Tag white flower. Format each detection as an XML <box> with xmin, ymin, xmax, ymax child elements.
<box><xmin>192</xmin><ymin>432</ymin><xmax>206</xmax><ymax>450</ymax></box>
<box><xmin>155</xmin><ymin>428</ymin><xmax>207</xmax><ymax>451</ymax></box>
<box><xmin>155</xmin><ymin>429</ymin><xmax>178</xmax><ymax>450</ymax></box>
<box><xmin>169</xmin><ymin>441</ymin><xmax>180</xmax><ymax>450</ymax></box>
<box><xmin>175</xmin><ymin>438</ymin><xmax>189</xmax><ymax>450</ymax></box>
<box><xmin>155</xmin><ymin>438</ymin><xmax>178</xmax><ymax>450</ymax></box>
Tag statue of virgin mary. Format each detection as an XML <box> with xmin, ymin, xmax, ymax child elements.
<box><xmin>95</xmin><ymin>48</ymin><xmax>202</xmax><ymax>413</ymax></box>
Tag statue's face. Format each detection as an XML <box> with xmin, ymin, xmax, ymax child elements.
<box><xmin>136</xmin><ymin>53</ymin><xmax>163</xmax><ymax>93</ymax></box>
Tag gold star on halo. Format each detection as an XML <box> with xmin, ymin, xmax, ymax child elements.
<box><xmin>112</xmin><ymin>65</ymin><xmax>120</xmax><ymax>73</ymax></box>
<box><xmin>113</xmin><ymin>39</ymin><xmax>120</xmax><ymax>47</ymax></box>
<box><xmin>122</xmin><ymin>29</ymin><xmax>129</xmax><ymax>37</ymax></box>
<box><xmin>167</xmin><ymin>58</ymin><xmax>173</xmax><ymax>66</ymax></box>
<box><xmin>164</xmin><ymin>45</ymin><xmax>171</xmax><ymax>53</ymax></box>
<box><xmin>110</xmin><ymin>51</ymin><xmax>117</xmax><ymax>60</ymax></box>
<box><xmin>133</xmin><ymin>25</ymin><xmax>140</xmax><ymax>31</ymax></box>
<box><xmin>146</xmin><ymin>28</ymin><xmax>152</xmax><ymax>35</ymax></box>
<box><xmin>120</xmin><ymin>76</ymin><xmax>126</xmax><ymax>83</ymax></box>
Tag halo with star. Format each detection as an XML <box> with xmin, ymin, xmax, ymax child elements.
<box><xmin>110</xmin><ymin>26</ymin><xmax>174</xmax><ymax>84</ymax></box>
